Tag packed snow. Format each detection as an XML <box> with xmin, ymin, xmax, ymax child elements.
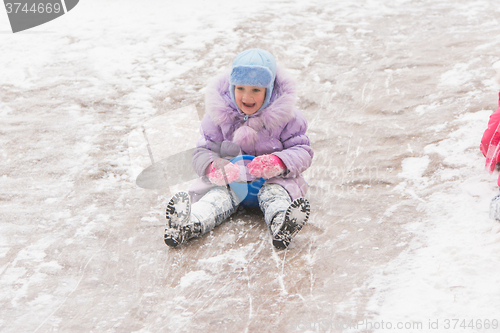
<box><xmin>1</xmin><ymin>0</ymin><xmax>500</xmax><ymax>332</ymax></box>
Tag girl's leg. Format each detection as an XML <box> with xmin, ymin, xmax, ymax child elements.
<box><xmin>258</xmin><ymin>183</ymin><xmax>292</xmax><ymax>228</ymax></box>
<box><xmin>165</xmin><ymin>186</ymin><xmax>239</xmax><ymax>247</ymax></box>
<box><xmin>258</xmin><ymin>183</ymin><xmax>310</xmax><ymax>249</ymax></box>
<box><xmin>191</xmin><ymin>186</ymin><xmax>239</xmax><ymax>234</ymax></box>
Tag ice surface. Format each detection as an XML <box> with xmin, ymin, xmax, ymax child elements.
<box><xmin>1</xmin><ymin>0</ymin><xmax>500</xmax><ymax>332</ymax></box>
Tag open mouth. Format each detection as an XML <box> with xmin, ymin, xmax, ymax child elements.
<box><xmin>243</xmin><ymin>102</ymin><xmax>256</xmax><ymax>108</ymax></box>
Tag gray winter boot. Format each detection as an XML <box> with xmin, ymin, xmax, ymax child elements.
<box><xmin>164</xmin><ymin>191</ymin><xmax>201</xmax><ymax>248</ymax></box>
<box><xmin>270</xmin><ymin>197</ymin><xmax>310</xmax><ymax>249</ymax></box>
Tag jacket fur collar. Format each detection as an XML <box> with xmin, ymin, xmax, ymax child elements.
<box><xmin>204</xmin><ymin>66</ymin><xmax>297</xmax><ymax>136</ymax></box>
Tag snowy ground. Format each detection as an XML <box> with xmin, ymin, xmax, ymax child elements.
<box><xmin>1</xmin><ymin>0</ymin><xmax>500</xmax><ymax>332</ymax></box>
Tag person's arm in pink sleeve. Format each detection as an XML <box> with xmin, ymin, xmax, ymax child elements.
<box><xmin>480</xmin><ymin>93</ymin><xmax>500</xmax><ymax>157</ymax></box>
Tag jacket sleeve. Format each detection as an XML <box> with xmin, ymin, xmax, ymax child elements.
<box><xmin>480</xmin><ymin>92</ymin><xmax>500</xmax><ymax>157</ymax></box>
<box><xmin>272</xmin><ymin>109</ymin><xmax>314</xmax><ymax>178</ymax></box>
<box><xmin>192</xmin><ymin>114</ymin><xmax>224</xmax><ymax>176</ymax></box>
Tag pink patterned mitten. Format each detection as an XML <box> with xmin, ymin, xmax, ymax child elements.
<box><xmin>206</xmin><ymin>159</ymin><xmax>240</xmax><ymax>186</ymax></box>
<box><xmin>247</xmin><ymin>154</ymin><xmax>286</xmax><ymax>179</ymax></box>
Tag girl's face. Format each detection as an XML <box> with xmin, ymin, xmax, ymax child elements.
<box><xmin>234</xmin><ymin>85</ymin><xmax>266</xmax><ymax>115</ymax></box>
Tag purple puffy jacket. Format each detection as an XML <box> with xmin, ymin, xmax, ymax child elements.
<box><xmin>189</xmin><ymin>67</ymin><xmax>314</xmax><ymax>203</ymax></box>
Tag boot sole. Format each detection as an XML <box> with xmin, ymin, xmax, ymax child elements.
<box><xmin>273</xmin><ymin>197</ymin><xmax>310</xmax><ymax>250</ymax></box>
<box><xmin>164</xmin><ymin>191</ymin><xmax>191</xmax><ymax>247</ymax></box>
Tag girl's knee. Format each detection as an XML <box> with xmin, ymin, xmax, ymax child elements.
<box><xmin>258</xmin><ymin>183</ymin><xmax>289</xmax><ymax>198</ymax></box>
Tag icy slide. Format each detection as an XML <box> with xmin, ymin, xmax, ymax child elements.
<box><xmin>1</xmin><ymin>0</ymin><xmax>500</xmax><ymax>332</ymax></box>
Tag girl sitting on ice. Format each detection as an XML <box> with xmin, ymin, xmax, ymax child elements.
<box><xmin>164</xmin><ymin>49</ymin><xmax>313</xmax><ymax>249</ymax></box>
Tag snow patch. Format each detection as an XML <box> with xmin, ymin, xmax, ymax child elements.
<box><xmin>179</xmin><ymin>270</ymin><xmax>211</xmax><ymax>289</ymax></box>
<box><xmin>439</xmin><ymin>63</ymin><xmax>473</xmax><ymax>88</ymax></box>
<box><xmin>398</xmin><ymin>156</ymin><xmax>430</xmax><ymax>180</ymax></box>
<box><xmin>366</xmin><ymin>108</ymin><xmax>500</xmax><ymax>329</ymax></box>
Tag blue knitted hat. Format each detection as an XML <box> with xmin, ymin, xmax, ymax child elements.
<box><xmin>229</xmin><ymin>49</ymin><xmax>277</xmax><ymax>113</ymax></box>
